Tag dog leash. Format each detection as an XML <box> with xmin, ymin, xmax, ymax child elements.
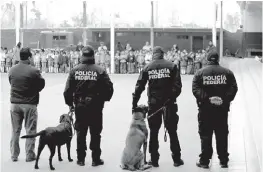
<box><xmin>68</xmin><ymin>111</ymin><xmax>76</xmax><ymax>136</ymax></box>
<box><xmin>147</xmin><ymin>99</ymin><xmax>171</xmax><ymax>142</ymax></box>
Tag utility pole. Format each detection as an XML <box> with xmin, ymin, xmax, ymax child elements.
<box><xmin>25</xmin><ymin>1</ymin><xmax>27</xmax><ymax>28</ymax></box>
<box><xmin>20</xmin><ymin>3</ymin><xmax>24</xmax><ymax>46</ymax></box>
<box><xmin>83</xmin><ymin>1</ymin><xmax>87</xmax><ymax>46</ymax></box>
<box><xmin>110</xmin><ymin>10</ymin><xmax>115</xmax><ymax>74</ymax></box>
<box><xmin>220</xmin><ymin>1</ymin><xmax>223</xmax><ymax>59</ymax></box>
<box><xmin>15</xmin><ymin>1</ymin><xmax>20</xmax><ymax>45</ymax></box>
<box><xmin>155</xmin><ymin>1</ymin><xmax>158</xmax><ymax>27</ymax></box>
<box><xmin>212</xmin><ymin>2</ymin><xmax>217</xmax><ymax>47</ymax></box>
<box><xmin>150</xmin><ymin>1</ymin><xmax>154</xmax><ymax>49</ymax></box>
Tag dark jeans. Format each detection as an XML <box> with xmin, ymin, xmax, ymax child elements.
<box><xmin>10</xmin><ymin>104</ymin><xmax>38</xmax><ymax>160</ymax></box>
<box><xmin>74</xmin><ymin>103</ymin><xmax>103</xmax><ymax>162</ymax></box>
<box><xmin>198</xmin><ymin>108</ymin><xmax>229</xmax><ymax>164</ymax></box>
<box><xmin>147</xmin><ymin>102</ymin><xmax>181</xmax><ymax>162</ymax></box>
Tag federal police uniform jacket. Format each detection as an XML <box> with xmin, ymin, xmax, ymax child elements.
<box><xmin>63</xmin><ymin>60</ymin><xmax>114</xmax><ymax>107</ymax></box>
<box><xmin>133</xmin><ymin>58</ymin><xmax>182</xmax><ymax>105</ymax></box>
<box><xmin>192</xmin><ymin>62</ymin><xmax>238</xmax><ymax>111</ymax></box>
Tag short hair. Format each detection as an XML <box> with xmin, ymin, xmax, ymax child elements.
<box><xmin>20</xmin><ymin>48</ymin><xmax>32</xmax><ymax>60</ymax></box>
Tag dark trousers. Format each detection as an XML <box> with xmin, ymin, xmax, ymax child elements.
<box><xmin>198</xmin><ymin>108</ymin><xmax>229</xmax><ymax>164</ymax></box>
<box><xmin>74</xmin><ymin>103</ymin><xmax>103</xmax><ymax>162</ymax></box>
<box><xmin>147</xmin><ymin>102</ymin><xmax>181</xmax><ymax>162</ymax></box>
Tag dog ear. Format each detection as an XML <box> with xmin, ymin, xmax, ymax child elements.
<box><xmin>59</xmin><ymin>115</ymin><xmax>65</xmax><ymax>123</ymax></box>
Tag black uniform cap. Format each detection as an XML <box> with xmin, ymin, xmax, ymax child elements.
<box><xmin>82</xmin><ymin>45</ymin><xmax>95</xmax><ymax>59</ymax></box>
<box><xmin>207</xmin><ymin>51</ymin><xmax>219</xmax><ymax>62</ymax></box>
<box><xmin>20</xmin><ymin>48</ymin><xmax>32</xmax><ymax>60</ymax></box>
<box><xmin>153</xmin><ymin>46</ymin><xmax>164</xmax><ymax>54</ymax></box>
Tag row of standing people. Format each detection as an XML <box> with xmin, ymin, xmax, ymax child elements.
<box><xmin>114</xmin><ymin>49</ymin><xmax>209</xmax><ymax>75</ymax></box>
<box><xmin>1</xmin><ymin>47</ymin><xmax>210</xmax><ymax>75</ymax></box>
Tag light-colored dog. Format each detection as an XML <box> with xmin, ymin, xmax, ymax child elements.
<box><xmin>120</xmin><ymin>105</ymin><xmax>152</xmax><ymax>171</ymax></box>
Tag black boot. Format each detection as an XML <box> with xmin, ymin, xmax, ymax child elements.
<box><xmin>92</xmin><ymin>159</ymin><xmax>104</xmax><ymax>166</ymax></box>
<box><xmin>76</xmin><ymin>160</ymin><xmax>85</xmax><ymax>166</ymax></box>
<box><xmin>220</xmin><ymin>161</ymin><xmax>228</xmax><ymax>168</ymax></box>
<box><xmin>196</xmin><ymin>159</ymin><xmax>209</xmax><ymax>169</ymax></box>
<box><xmin>148</xmin><ymin>160</ymin><xmax>159</xmax><ymax>167</ymax></box>
<box><xmin>173</xmin><ymin>159</ymin><xmax>184</xmax><ymax>167</ymax></box>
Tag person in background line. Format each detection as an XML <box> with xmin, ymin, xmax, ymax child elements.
<box><xmin>207</xmin><ymin>40</ymin><xmax>216</xmax><ymax>54</ymax></box>
<box><xmin>76</xmin><ymin>42</ymin><xmax>84</xmax><ymax>52</ymax></box>
<box><xmin>114</xmin><ymin>51</ymin><xmax>120</xmax><ymax>74</ymax></box>
<box><xmin>201</xmin><ymin>49</ymin><xmax>208</xmax><ymax>69</ymax></box>
<box><xmin>180</xmin><ymin>52</ymin><xmax>187</xmax><ymax>75</ymax></box>
<box><xmin>137</xmin><ymin>50</ymin><xmax>145</xmax><ymax>73</ymax></box>
<box><xmin>171</xmin><ymin>44</ymin><xmax>179</xmax><ymax>52</ymax></box>
<box><xmin>116</xmin><ymin>42</ymin><xmax>124</xmax><ymax>52</ymax></box>
<box><xmin>127</xmin><ymin>50</ymin><xmax>136</xmax><ymax>74</ymax></box>
<box><xmin>0</xmin><ymin>47</ymin><xmax>6</xmax><ymax>72</ymax></box>
<box><xmin>105</xmin><ymin>51</ymin><xmax>111</xmax><ymax>73</ymax></box>
<box><xmin>61</xmin><ymin>52</ymin><xmax>69</xmax><ymax>73</ymax></box>
<box><xmin>119</xmin><ymin>51</ymin><xmax>127</xmax><ymax>74</ymax></box>
<box><xmin>186</xmin><ymin>53</ymin><xmax>194</xmax><ymax>75</ymax></box>
<box><xmin>194</xmin><ymin>51</ymin><xmax>202</xmax><ymax>74</ymax></box>
<box><xmin>5</xmin><ymin>49</ymin><xmax>13</xmax><ymax>72</ymax></box>
<box><xmin>34</xmin><ymin>50</ymin><xmax>41</xmax><ymax>71</ymax></box>
<box><xmin>12</xmin><ymin>42</ymin><xmax>22</xmax><ymax>65</ymax></box>
<box><xmin>47</xmin><ymin>52</ymin><xmax>54</xmax><ymax>73</ymax></box>
<box><xmin>8</xmin><ymin>48</ymin><xmax>45</xmax><ymax>162</ymax></box>
<box><xmin>144</xmin><ymin>50</ymin><xmax>152</xmax><ymax>65</ymax></box>
<box><xmin>69</xmin><ymin>50</ymin><xmax>74</xmax><ymax>70</ymax></box>
<box><xmin>58</xmin><ymin>51</ymin><xmax>64</xmax><ymax>73</ymax></box>
<box><xmin>125</xmin><ymin>43</ymin><xmax>132</xmax><ymax>52</ymax></box>
<box><xmin>41</xmin><ymin>49</ymin><xmax>47</xmax><ymax>73</ymax></box>
<box><xmin>224</xmin><ymin>48</ymin><xmax>231</xmax><ymax>57</ymax></box>
<box><xmin>98</xmin><ymin>42</ymin><xmax>107</xmax><ymax>52</ymax></box>
<box><xmin>53</xmin><ymin>51</ymin><xmax>59</xmax><ymax>73</ymax></box>
<box><xmin>142</xmin><ymin>41</ymin><xmax>151</xmax><ymax>51</ymax></box>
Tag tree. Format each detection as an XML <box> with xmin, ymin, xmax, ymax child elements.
<box><xmin>224</xmin><ymin>12</ymin><xmax>241</xmax><ymax>32</ymax></box>
<box><xmin>60</xmin><ymin>20</ymin><xmax>72</xmax><ymax>27</ymax></box>
<box><xmin>71</xmin><ymin>13</ymin><xmax>83</xmax><ymax>27</ymax></box>
<box><xmin>27</xmin><ymin>5</ymin><xmax>48</xmax><ymax>28</ymax></box>
<box><xmin>134</xmin><ymin>21</ymin><xmax>147</xmax><ymax>28</ymax></box>
<box><xmin>1</xmin><ymin>2</ymin><xmax>15</xmax><ymax>28</ymax></box>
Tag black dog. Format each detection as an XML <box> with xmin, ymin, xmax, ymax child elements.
<box><xmin>21</xmin><ymin>114</ymin><xmax>74</xmax><ymax>170</ymax></box>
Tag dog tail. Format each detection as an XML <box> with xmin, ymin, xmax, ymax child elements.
<box><xmin>21</xmin><ymin>130</ymin><xmax>45</xmax><ymax>139</ymax></box>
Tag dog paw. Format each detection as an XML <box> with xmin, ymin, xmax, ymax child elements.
<box><xmin>68</xmin><ymin>158</ymin><xmax>73</xmax><ymax>162</ymax></box>
<box><xmin>58</xmin><ymin>158</ymin><xmax>63</xmax><ymax>161</ymax></box>
<box><xmin>50</xmin><ymin>167</ymin><xmax>55</xmax><ymax>170</ymax></box>
<box><xmin>34</xmin><ymin>166</ymin><xmax>39</xmax><ymax>169</ymax></box>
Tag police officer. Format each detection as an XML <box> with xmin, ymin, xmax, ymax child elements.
<box><xmin>132</xmin><ymin>46</ymin><xmax>184</xmax><ymax>167</ymax></box>
<box><xmin>63</xmin><ymin>45</ymin><xmax>114</xmax><ymax>167</ymax></box>
<box><xmin>192</xmin><ymin>51</ymin><xmax>238</xmax><ymax>169</ymax></box>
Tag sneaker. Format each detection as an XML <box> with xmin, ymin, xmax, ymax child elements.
<box><xmin>220</xmin><ymin>162</ymin><xmax>228</xmax><ymax>168</ymax></box>
<box><xmin>196</xmin><ymin>161</ymin><xmax>209</xmax><ymax>169</ymax></box>
<box><xmin>148</xmin><ymin>160</ymin><xmax>159</xmax><ymax>167</ymax></box>
<box><xmin>77</xmin><ymin>160</ymin><xmax>85</xmax><ymax>166</ymax></box>
<box><xmin>173</xmin><ymin>159</ymin><xmax>184</xmax><ymax>167</ymax></box>
<box><xmin>26</xmin><ymin>157</ymin><xmax>36</xmax><ymax>162</ymax></box>
<box><xmin>92</xmin><ymin>159</ymin><xmax>104</xmax><ymax>166</ymax></box>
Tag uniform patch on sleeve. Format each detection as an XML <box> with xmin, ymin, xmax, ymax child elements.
<box><xmin>75</xmin><ymin>71</ymin><xmax>97</xmax><ymax>80</ymax></box>
<box><xmin>203</xmin><ymin>75</ymin><xmax>227</xmax><ymax>85</ymax></box>
<box><xmin>148</xmin><ymin>68</ymin><xmax>170</xmax><ymax>80</ymax></box>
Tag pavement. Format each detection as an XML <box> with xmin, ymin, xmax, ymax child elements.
<box><xmin>0</xmin><ymin>57</ymin><xmax>261</xmax><ymax>172</ymax></box>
